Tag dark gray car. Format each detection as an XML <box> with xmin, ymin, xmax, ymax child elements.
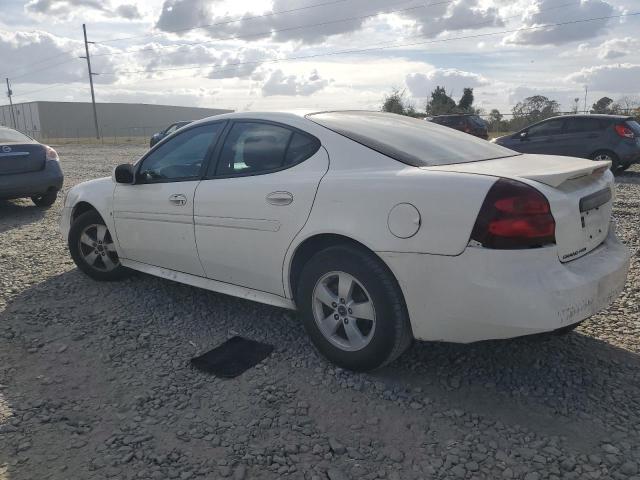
<box><xmin>493</xmin><ymin>115</ymin><xmax>640</xmax><ymax>171</ymax></box>
<box><xmin>0</xmin><ymin>126</ymin><xmax>64</xmax><ymax>207</ymax></box>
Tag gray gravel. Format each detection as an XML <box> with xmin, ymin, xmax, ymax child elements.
<box><xmin>0</xmin><ymin>143</ymin><xmax>639</xmax><ymax>480</ymax></box>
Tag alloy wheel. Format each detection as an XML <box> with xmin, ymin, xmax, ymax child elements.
<box><xmin>312</xmin><ymin>271</ymin><xmax>376</xmax><ymax>352</ymax></box>
<box><xmin>78</xmin><ymin>223</ymin><xmax>120</xmax><ymax>272</ymax></box>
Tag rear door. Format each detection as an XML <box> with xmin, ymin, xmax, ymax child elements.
<box><xmin>194</xmin><ymin>120</ymin><xmax>328</xmax><ymax>296</ymax></box>
<box><xmin>517</xmin><ymin>118</ymin><xmax>566</xmax><ymax>154</ymax></box>
<box><xmin>556</xmin><ymin>117</ymin><xmax>606</xmax><ymax>158</ymax></box>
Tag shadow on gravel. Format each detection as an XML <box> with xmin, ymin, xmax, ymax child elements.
<box><xmin>615</xmin><ymin>169</ymin><xmax>640</xmax><ymax>185</ymax></box>
<box><xmin>1</xmin><ymin>268</ymin><xmax>639</xmax><ymax>478</ymax></box>
<box><xmin>0</xmin><ymin>200</ymin><xmax>47</xmax><ymax>234</ymax></box>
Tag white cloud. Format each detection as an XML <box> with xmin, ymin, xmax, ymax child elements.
<box><xmin>504</xmin><ymin>0</ymin><xmax>615</xmax><ymax>46</ymax></box>
<box><xmin>0</xmin><ymin>30</ymin><xmax>118</xmax><ymax>85</ymax></box>
<box><xmin>566</xmin><ymin>64</ymin><xmax>640</xmax><ymax>94</ymax></box>
<box><xmin>597</xmin><ymin>37</ymin><xmax>638</xmax><ymax>59</ymax></box>
<box><xmin>405</xmin><ymin>69</ymin><xmax>489</xmax><ymax>98</ymax></box>
<box><xmin>261</xmin><ymin>69</ymin><xmax>329</xmax><ymax>96</ymax></box>
<box><xmin>153</xmin><ymin>0</ymin><xmax>503</xmax><ymax>45</ymax></box>
<box><xmin>25</xmin><ymin>0</ymin><xmax>142</xmax><ymax>20</ymax></box>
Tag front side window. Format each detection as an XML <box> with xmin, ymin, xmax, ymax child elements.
<box><xmin>138</xmin><ymin>123</ymin><xmax>223</xmax><ymax>182</ymax></box>
<box><xmin>214</xmin><ymin>122</ymin><xmax>320</xmax><ymax>176</ymax></box>
<box><xmin>527</xmin><ymin>119</ymin><xmax>565</xmax><ymax>137</ymax></box>
<box><xmin>564</xmin><ymin>118</ymin><xmax>604</xmax><ymax>133</ymax></box>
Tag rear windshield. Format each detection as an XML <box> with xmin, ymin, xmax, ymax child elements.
<box><xmin>626</xmin><ymin>120</ymin><xmax>640</xmax><ymax>135</ymax></box>
<box><xmin>307</xmin><ymin>111</ymin><xmax>518</xmax><ymax>167</ymax></box>
<box><xmin>0</xmin><ymin>127</ymin><xmax>33</xmax><ymax>144</ymax></box>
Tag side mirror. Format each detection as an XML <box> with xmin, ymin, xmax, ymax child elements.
<box><xmin>519</xmin><ymin>131</ymin><xmax>529</xmax><ymax>140</ymax></box>
<box><xmin>113</xmin><ymin>163</ymin><xmax>134</xmax><ymax>184</ymax></box>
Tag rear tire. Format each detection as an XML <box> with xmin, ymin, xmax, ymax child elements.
<box><xmin>31</xmin><ymin>191</ymin><xmax>57</xmax><ymax>208</ymax></box>
<box><xmin>68</xmin><ymin>210</ymin><xmax>131</xmax><ymax>281</ymax></box>
<box><xmin>296</xmin><ymin>245</ymin><xmax>412</xmax><ymax>371</ymax></box>
<box><xmin>591</xmin><ymin>150</ymin><xmax>621</xmax><ymax>171</ymax></box>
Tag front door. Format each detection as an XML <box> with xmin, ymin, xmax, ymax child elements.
<box><xmin>194</xmin><ymin>121</ymin><xmax>329</xmax><ymax>296</ymax></box>
<box><xmin>113</xmin><ymin>122</ymin><xmax>225</xmax><ymax>275</ymax></box>
<box><xmin>517</xmin><ymin>118</ymin><xmax>566</xmax><ymax>154</ymax></box>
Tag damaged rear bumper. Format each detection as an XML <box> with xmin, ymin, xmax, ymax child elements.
<box><xmin>379</xmin><ymin>226</ymin><xmax>631</xmax><ymax>343</ymax></box>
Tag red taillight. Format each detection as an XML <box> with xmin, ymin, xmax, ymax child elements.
<box><xmin>615</xmin><ymin>124</ymin><xmax>635</xmax><ymax>139</ymax></box>
<box><xmin>471</xmin><ymin>179</ymin><xmax>556</xmax><ymax>249</ymax></box>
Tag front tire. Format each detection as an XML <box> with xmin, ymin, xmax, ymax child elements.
<box><xmin>31</xmin><ymin>191</ymin><xmax>57</xmax><ymax>208</ymax></box>
<box><xmin>296</xmin><ymin>245</ymin><xmax>412</xmax><ymax>371</ymax></box>
<box><xmin>68</xmin><ymin>210</ymin><xmax>130</xmax><ymax>281</ymax></box>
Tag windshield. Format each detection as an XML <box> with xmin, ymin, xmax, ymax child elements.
<box><xmin>0</xmin><ymin>127</ymin><xmax>34</xmax><ymax>144</ymax></box>
<box><xmin>307</xmin><ymin>111</ymin><xmax>518</xmax><ymax>167</ymax></box>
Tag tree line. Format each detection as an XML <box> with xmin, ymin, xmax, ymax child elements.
<box><xmin>381</xmin><ymin>86</ymin><xmax>640</xmax><ymax>133</ymax></box>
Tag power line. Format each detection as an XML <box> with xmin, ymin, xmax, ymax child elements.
<box><xmin>11</xmin><ymin>83</ymin><xmax>68</xmax><ymax>99</ymax></box>
<box><xmin>99</xmin><ymin>11</ymin><xmax>640</xmax><ymax>77</ymax></box>
<box><xmin>0</xmin><ymin>48</ymin><xmax>79</xmax><ymax>79</ymax></box>
<box><xmin>90</xmin><ymin>0</ymin><xmax>581</xmax><ymax>60</ymax></box>
<box><xmin>9</xmin><ymin>57</ymin><xmax>79</xmax><ymax>81</ymax></box>
<box><xmin>95</xmin><ymin>0</ymin><xmax>353</xmax><ymax>44</ymax></box>
<box><xmin>90</xmin><ymin>0</ymin><xmax>457</xmax><ymax>58</ymax></box>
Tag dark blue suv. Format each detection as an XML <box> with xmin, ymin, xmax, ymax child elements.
<box><xmin>493</xmin><ymin>115</ymin><xmax>640</xmax><ymax>171</ymax></box>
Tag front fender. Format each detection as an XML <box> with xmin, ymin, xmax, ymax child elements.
<box><xmin>60</xmin><ymin>177</ymin><xmax>117</xmax><ymax>247</ymax></box>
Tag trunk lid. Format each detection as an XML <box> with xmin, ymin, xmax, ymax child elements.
<box><xmin>425</xmin><ymin>154</ymin><xmax>615</xmax><ymax>262</ymax></box>
<box><xmin>0</xmin><ymin>143</ymin><xmax>46</xmax><ymax>175</ymax></box>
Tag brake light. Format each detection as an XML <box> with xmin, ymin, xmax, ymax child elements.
<box><xmin>471</xmin><ymin>178</ymin><xmax>556</xmax><ymax>249</ymax></box>
<box><xmin>44</xmin><ymin>145</ymin><xmax>59</xmax><ymax>161</ymax></box>
<box><xmin>615</xmin><ymin>124</ymin><xmax>635</xmax><ymax>139</ymax></box>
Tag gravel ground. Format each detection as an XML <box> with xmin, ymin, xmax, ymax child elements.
<box><xmin>0</xmin><ymin>144</ymin><xmax>639</xmax><ymax>480</ymax></box>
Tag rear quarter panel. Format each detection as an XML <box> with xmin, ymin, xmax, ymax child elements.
<box><xmin>286</xmin><ymin>131</ymin><xmax>497</xmax><ymax>272</ymax></box>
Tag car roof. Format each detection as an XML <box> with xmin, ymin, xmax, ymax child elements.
<box><xmin>546</xmin><ymin>114</ymin><xmax>632</xmax><ymax>121</ymax></box>
<box><xmin>432</xmin><ymin>114</ymin><xmax>479</xmax><ymax>117</ymax></box>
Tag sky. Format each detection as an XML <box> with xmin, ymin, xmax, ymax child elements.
<box><xmin>0</xmin><ymin>0</ymin><xmax>639</xmax><ymax>114</ymax></box>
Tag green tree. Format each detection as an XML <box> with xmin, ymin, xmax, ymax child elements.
<box><xmin>381</xmin><ymin>88</ymin><xmax>408</xmax><ymax>115</ymax></box>
<box><xmin>591</xmin><ymin>97</ymin><xmax>614</xmax><ymax>114</ymax></box>
<box><xmin>487</xmin><ymin>109</ymin><xmax>506</xmax><ymax>132</ymax></box>
<box><xmin>425</xmin><ymin>86</ymin><xmax>457</xmax><ymax>116</ymax></box>
<box><xmin>510</xmin><ymin>95</ymin><xmax>559</xmax><ymax>130</ymax></box>
<box><xmin>458</xmin><ymin>88</ymin><xmax>475</xmax><ymax>112</ymax></box>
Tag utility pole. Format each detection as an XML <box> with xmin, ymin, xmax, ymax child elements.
<box><xmin>81</xmin><ymin>23</ymin><xmax>100</xmax><ymax>139</ymax></box>
<box><xmin>5</xmin><ymin>78</ymin><xmax>17</xmax><ymax>129</ymax></box>
<box><xmin>583</xmin><ymin>85</ymin><xmax>588</xmax><ymax>114</ymax></box>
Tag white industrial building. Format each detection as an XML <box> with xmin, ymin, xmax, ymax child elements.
<box><xmin>0</xmin><ymin>101</ymin><xmax>233</xmax><ymax>140</ymax></box>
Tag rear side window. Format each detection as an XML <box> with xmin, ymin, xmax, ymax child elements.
<box><xmin>308</xmin><ymin>111</ymin><xmax>518</xmax><ymax>167</ymax></box>
<box><xmin>468</xmin><ymin>116</ymin><xmax>487</xmax><ymax>128</ymax></box>
<box><xmin>564</xmin><ymin>118</ymin><xmax>605</xmax><ymax>133</ymax></box>
<box><xmin>626</xmin><ymin>120</ymin><xmax>640</xmax><ymax>135</ymax></box>
<box><xmin>214</xmin><ymin>122</ymin><xmax>320</xmax><ymax>176</ymax></box>
<box><xmin>0</xmin><ymin>128</ymin><xmax>33</xmax><ymax>143</ymax></box>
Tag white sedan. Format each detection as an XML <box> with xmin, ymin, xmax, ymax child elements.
<box><xmin>60</xmin><ymin>111</ymin><xmax>631</xmax><ymax>371</ymax></box>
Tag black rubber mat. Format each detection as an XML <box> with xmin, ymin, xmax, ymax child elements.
<box><xmin>190</xmin><ymin>336</ymin><xmax>274</xmax><ymax>378</ymax></box>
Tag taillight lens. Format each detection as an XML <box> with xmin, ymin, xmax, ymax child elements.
<box><xmin>44</xmin><ymin>145</ymin><xmax>59</xmax><ymax>161</ymax></box>
<box><xmin>615</xmin><ymin>124</ymin><xmax>635</xmax><ymax>139</ymax></box>
<box><xmin>471</xmin><ymin>178</ymin><xmax>556</xmax><ymax>249</ymax></box>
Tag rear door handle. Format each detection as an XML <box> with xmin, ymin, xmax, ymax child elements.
<box><xmin>266</xmin><ymin>191</ymin><xmax>293</xmax><ymax>206</ymax></box>
<box><xmin>169</xmin><ymin>194</ymin><xmax>187</xmax><ymax>206</ymax></box>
